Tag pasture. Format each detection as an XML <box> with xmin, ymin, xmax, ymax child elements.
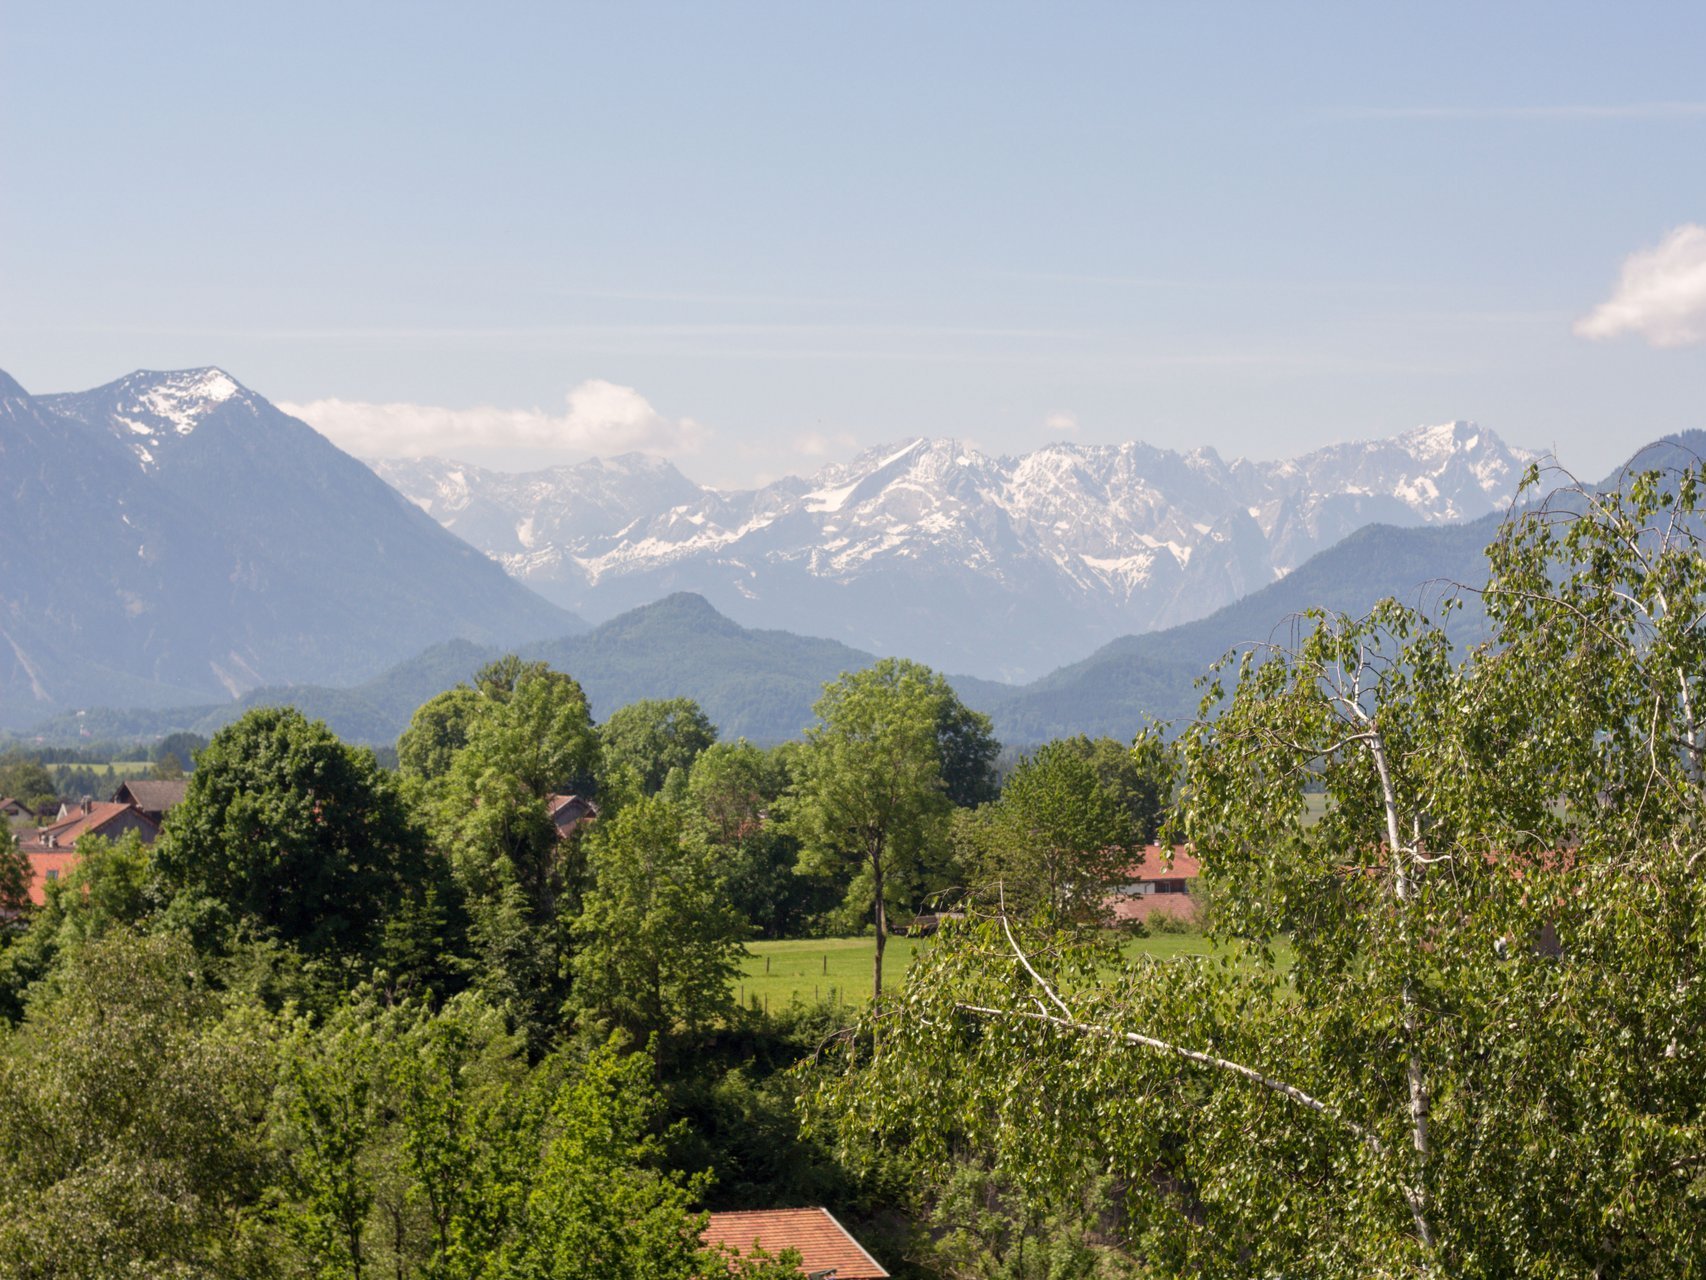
<box><xmin>735</xmin><ymin>930</ymin><xmax>1251</xmax><ymax>1011</ymax></box>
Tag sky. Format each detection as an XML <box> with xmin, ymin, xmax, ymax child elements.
<box><xmin>4</xmin><ymin>1</ymin><xmax>1705</xmax><ymax>488</ymax></box>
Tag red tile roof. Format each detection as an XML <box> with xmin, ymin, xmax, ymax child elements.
<box><xmin>1118</xmin><ymin>844</ymin><xmax>1201</xmax><ymax>882</ymax></box>
<box><xmin>22</xmin><ymin>850</ymin><xmax>81</xmax><ymax>908</ymax></box>
<box><xmin>703</xmin><ymin>1208</ymin><xmax>888</xmax><ymax>1279</ymax></box>
<box><xmin>18</xmin><ymin>803</ymin><xmax>160</xmax><ymax>906</ymax></box>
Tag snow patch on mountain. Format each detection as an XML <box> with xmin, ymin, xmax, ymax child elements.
<box><xmin>372</xmin><ymin>423</ymin><xmax>1539</xmax><ymax>680</ymax></box>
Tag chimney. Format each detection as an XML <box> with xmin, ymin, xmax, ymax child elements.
<box><xmin>81</xmin><ymin>795</ymin><xmax>93</xmax><ymax>814</ymax></box>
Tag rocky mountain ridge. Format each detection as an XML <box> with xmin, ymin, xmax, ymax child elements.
<box><xmin>0</xmin><ymin>367</ymin><xmax>576</xmax><ymax>728</ymax></box>
<box><xmin>373</xmin><ymin>422</ymin><xmax>1536</xmax><ymax>680</ymax></box>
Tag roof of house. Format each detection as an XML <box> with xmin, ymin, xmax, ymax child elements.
<box><xmin>703</xmin><ymin>1208</ymin><xmax>888</xmax><ymax>1279</ymax></box>
<box><xmin>0</xmin><ymin>797</ymin><xmax>35</xmax><ymax>819</ymax></box>
<box><xmin>21</xmin><ymin>802</ymin><xmax>158</xmax><ymax>854</ymax></box>
<box><xmin>545</xmin><ymin>794</ymin><xmax>598</xmax><ymax>832</ymax></box>
<box><xmin>1119</xmin><ymin>844</ymin><xmax>1201</xmax><ymax>882</ymax></box>
<box><xmin>112</xmin><ymin>779</ymin><xmax>189</xmax><ymax>817</ymax></box>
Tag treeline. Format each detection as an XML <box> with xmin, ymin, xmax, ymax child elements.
<box><xmin>0</xmin><ymin>732</ymin><xmax>210</xmax><ymax>815</ymax></box>
<box><xmin>0</xmin><ymin>654</ymin><xmax>1167</xmax><ymax>1280</ymax></box>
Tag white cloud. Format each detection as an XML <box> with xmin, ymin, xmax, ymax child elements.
<box><xmin>1045</xmin><ymin>410</ymin><xmax>1079</xmax><ymax>433</ymax></box>
<box><xmin>1575</xmin><ymin>224</ymin><xmax>1706</xmax><ymax>347</ymax></box>
<box><xmin>792</xmin><ymin>429</ymin><xmax>859</xmax><ymax>457</ymax></box>
<box><xmin>279</xmin><ymin>379</ymin><xmax>708</xmax><ymax>459</ymax></box>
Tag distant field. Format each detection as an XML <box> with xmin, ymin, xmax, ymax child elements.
<box><xmin>735</xmin><ymin>931</ymin><xmax>1266</xmax><ymax>1011</ymax></box>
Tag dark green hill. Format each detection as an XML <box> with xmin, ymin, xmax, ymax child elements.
<box><xmin>12</xmin><ymin>596</ymin><xmax>898</xmax><ymax>748</ymax></box>
<box><xmin>975</xmin><ymin>515</ymin><xmax>1503</xmax><ymax>743</ymax></box>
<box><xmin>22</xmin><ymin>433</ymin><xmax>1699</xmax><ymax>753</ymax></box>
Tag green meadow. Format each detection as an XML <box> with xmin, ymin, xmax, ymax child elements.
<box><xmin>734</xmin><ymin>931</ymin><xmax>1267</xmax><ymax>1011</ymax></box>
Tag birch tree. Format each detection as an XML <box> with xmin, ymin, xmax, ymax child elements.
<box><xmin>809</xmin><ymin>458</ymin><xmax>1706</xmax><ymax>1277</ymax></box>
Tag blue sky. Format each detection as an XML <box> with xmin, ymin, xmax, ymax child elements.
<box><xmin>5</xmin><ymin>1</ymin><xmax>1705</xmax><ymax>485</ymax></box>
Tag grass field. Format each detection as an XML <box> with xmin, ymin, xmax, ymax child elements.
<box><xmin>734</xmin><ymin>931</ymin><xmax>1262</xmax><ymax>1011</ymax></box>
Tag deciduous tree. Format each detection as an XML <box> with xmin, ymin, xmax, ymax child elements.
<box><xmin>783</xmin><ymin>659</ymin><xmax>989</xmax><ymax>1003</ymax></box>
<box><xmin>153</xmin><ymin>707</ymin><xmax>438</xmax><ymax>968</ymax></box>
<box><xmin>571</xmin><ymin>795</ymin><xmax>745</xmax><ymax>1046</ymax></box>
<box><xmin>811</xmin><ymin>460</ymin><xmax>1706</xmax><ymax>1276</ymax></box>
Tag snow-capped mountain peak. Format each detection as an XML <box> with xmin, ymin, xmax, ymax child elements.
<box><xmin>372</xmin><ymin>422</ymin><xmax>1539</xmax><ymax>681</ymax></box>
<box><xmin>41</xmin><ymin>367</ymin><xmax>260</xmax><ymax>471</ymax></box>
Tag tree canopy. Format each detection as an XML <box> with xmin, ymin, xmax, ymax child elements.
<box><xmin>152</xmin><ymin>706</ymin><xmax>435</xmax><ymax>964</ymax></box>
<box><xmin>810</xmin><ymin>460</ymin><xmax>1706</xmax><ymax>1276</ymax></box>
<box><xmin>783</xmin><ymin>658</ymin><xmax>995</xmax><ymax>1002</ymax></box>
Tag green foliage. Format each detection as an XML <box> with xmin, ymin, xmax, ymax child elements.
<box><xmin>156</xmin><ymin>730</ymin><xmax>209</xmax><ymax>768</ymax></box>
<box><xmin>520</xmin><ymin>1041</ymin><xmax>709</xmax><ymax>1280</ymax></box>
<box><xmin>0</xmin><ymin>930</ymin><xmax>281</xmax><ymax>1279</ymax></box>
<box><xmin>396</xmin><ymin>686</ymin><xmax>481</xmax><ymax>781</ymax></box>
<box><xmin>781</xmin><ymin>659</ymin><xmax>975</xmax><ymax>1002</ymax></box>
<box><xmin>0</xmin><ymin>831</ymin><xmax>154</xmax><ymax>1022</ymax></box>
<box><xmin>429</xmin><ymin>664</ymin><xmax>599</xmax><ymax>1049</ymax></box>
<box><xmin>811</xmin><ymin>464</ymin><xmax>1706</xmax><ymax>1276</ymax></box>
<box><xmin>687</xmin><ymin>741</ymin><xmax>834</xmax><ymax>938</ymax></box>
<box><xmin>600</xmin><ymin>696</ymin><xmax>718</xmax><ymax>798</ymax></box>
<box><xmin>0</xmin><ymin>828</ymin><xmax>27</xmax><ymax>923</ymax></box>
<box><xmin>920</xmin><ymin>1160</ymin><xmax>1147</xmax><ymax>1280</ymax></box>
<box><xmin>963</xmin><ymin>739</ymin><xmax>1139</xmax><ymax>927</ymax></box>
<box><xmin>152</xmin><ymin>707</ymin><xmax>440</xmax><ymax>969</ymax></box>
<box><xmin>0</xmin><ymin>753</ymin><xmax>56</xmax><ymax>815</ymax></box>
<box><xmin>269</xmin><ymin>993</ymin><xmax>723</xmax><ymax>1280</ymax></box>
<box><xmin>572</xmin><ymin>795</ymin><xmax>747</xmax><ymax>1045</ymax></box>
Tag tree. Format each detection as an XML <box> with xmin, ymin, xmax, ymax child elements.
<box><xmin>156</xmin><ymin>730</ymin><xmax>209</xmax><ymax>769</ymax></box>
<box><xmin>966</xmin><ymin>739</ymin><xmax>1138</xmax><ymax>927</ymax></box>
<box><xmin>0</xmin><ymin>753</ymin><xmax>56</xmax><ymax>815</ymax></box>
<box><xmin>810</xmin><ymin>460</ymin><xmax>1706</xmax><ymax>1275</ymax></box>
<box><xmin>935</xmin><ymin>693</ymin><xmax>1002</xmax><ymax>809</ymax></box>
<box><xmin>600</xmin><ymin>697</ymin><xmax>718</xmax><ymax>799</ymax></box>
<box><xmin>571</xmin><ymin>795</ymin><xmax>746</xmax><ymax>1046</ymax></box>
<box><xmin>783</xmin><ymin>659</ymin><xmax>983</xmax><ymax>1003</ymax></box>
<box><xmin>0</xmin><ymin>831</ymin><xmax>153</xmax><ymax>1023</ymax></box>
<box><xmin>397</xmin><ymin>686</ymin><xmax>481</xmax><ymax>782</ymax></box>
<box><xmin>429</xmin><ymin>666</ymin><xmax>600</xmax><ymax>1048</ymax></box>
<box><xmin>687</xmin><ymin>741</ymin><xmax>832</xmax><ymax>939</ymax></box>
<box><xmin>1066</xmin><ymin>735</ymin><xmax>1169</xmax><ymax>845</ymax></box>
<box><xmin>519</xmin><ymin>1041</ymin><xmax>711</xmax><ymax>1280</ymax></box>
<box><xmin>0</xmin><ymin>828</ymin><xmax>28</xmax><ymax>925</ymax></box>
<box><xmin>0</xmin><ymin>930</ymin><xmax>281</xmax><ymax>1278</ymax></box>
<box><xmin>152</xmin><ymin>707</ymin><xmax>438</xmax><ymax>966</ymax></box>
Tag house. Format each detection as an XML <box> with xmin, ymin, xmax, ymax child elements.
<box><xmin>1</xmin><ymin>797</ymin><xmax>35</xmax><ymax>832</ymax></box>
<box><xmin>1108</xmin><ymin>844</ymin><xmax>1202</xmax><ymax>924</ymax></box>
<box><xmin>702</xmin><ymin>1208</ymin><xmax>888</xmax><ymax>1279</ymax></box>
<box><xmin>112</xmin><ymin>778</ymin><xmax>189</xmax><ymax>825</ymax></box>
<box><xmin>18</xmin><ymin>800</ymin><xmax>161</xmax><ymax>907</ymax></box>
<box><xmin>545</xmin><ymin>793</ymin><xmax>598</xmax><ymax>841</ymax></box>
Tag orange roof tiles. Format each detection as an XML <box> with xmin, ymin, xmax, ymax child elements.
<box><xmin>17</xmin><ymin>803</ymin><xmax>160</xmax><ymax>906</ymax></box>
<box><xmin>1118</xmin><ymin>844</ymin><xmax>1201</xmax><ymax>882</ymax></box>
<box><xmin>703</xmin><ymin>1208</ymin><xmax>888</xmax><ymax>1279</ymax></box>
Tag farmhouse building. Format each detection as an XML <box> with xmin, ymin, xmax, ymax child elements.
<box><xmin>546</xmin><ymin>793</ymin><xmax>598</xmax><ymax>841</ymax></box>
<box><xmin>703</xmin><ymin>1207</ymin><xmax>889</xmax><ymax>1279</ymax></box>
<box><xmin>112</xmin><ymin>778</ymin><xmax>189</xmax><ymax>825</ymax></box>
<box><xmin>17</xmin><ymin>800</ymin><xmax>160</xmax><ymax>907</ymax></box>
<box><xmin>1109</xmin><ymin>844</ymin><xmax>1202</xmax><ymax>924</ymax></box>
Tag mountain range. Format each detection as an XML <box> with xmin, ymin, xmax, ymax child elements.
<box><xmin>0</xmin><ymin>367</ymin><xmax>577</xmax><ymax>729</ymax></box>
<box><xmin>5</xmin><ymin>512</ymin><xmax>1502</xmax><ymax>751</ymax></box>
<box><xmin>373</xmin><ymin>424</ymin><xmax>1537</xmax><ymax>681</ymax></box>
